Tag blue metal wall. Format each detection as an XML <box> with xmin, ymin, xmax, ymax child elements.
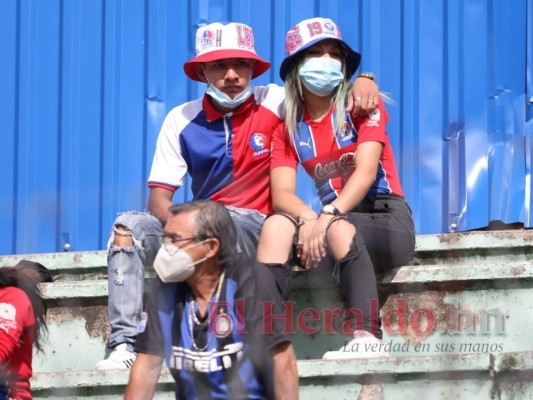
<box><xmin>1</xmin><ymin>0</ymin><xmax>532</xmax><ymax>254</ymax></box>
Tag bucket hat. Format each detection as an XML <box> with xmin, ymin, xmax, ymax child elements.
<box><xmin>279</xmin><ymin>17</ymin><xmax>361</xmax><ymax>81</ymax></box>
<box><xmin>184</xmin><ymin>22</ymin><xmax>271</xmax><ymax>82</ymax></box>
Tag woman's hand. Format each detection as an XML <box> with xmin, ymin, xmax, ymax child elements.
<box><xmin>306</xmin><ymin>214</ymin><xmax>334</xmax><ymax>269</ymax></box>
<box><xmin>296</xmin><ymin>219</ymin><xmax>317</xmax><ymax>269</ymax></box>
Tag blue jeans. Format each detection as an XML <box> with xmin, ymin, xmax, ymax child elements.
<box><xmin>106</xmin><ymin>206</ymin><xmax>265</xmax><ymax>350</ymax></box>
<box><xmin>224</xmin><ymin>205</ymin><xmax>265</xmax><ymax>257</ymax></box>
<box><xmin>106</xmin><ymin>212</ymin><xmax>162</xmax><ymax>350</ymax></box>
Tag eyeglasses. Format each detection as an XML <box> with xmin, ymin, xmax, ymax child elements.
<box><xmin>161</xmin><ymin>235</ymin><xmax>197</xmax><ymax>244</ymax></box>
<box><xmin>159</xmin><ymin>235</ymin><xmax>197</xmax><ymax>253</ymax></box>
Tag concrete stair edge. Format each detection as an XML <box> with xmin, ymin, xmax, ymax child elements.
<box><xmin>30</xmin><ymin>351</ymin><xmax>533</xmax><ymax>390</ymax></box>
<box><xmin>36</xmin><ymin>260</ymin><xmax>533</xmax><ymax>300</ymax></box>
<box><xmin>2</xmin><ymin>230</ymin><xmax>532</xmax><ymax>271</ymax></box>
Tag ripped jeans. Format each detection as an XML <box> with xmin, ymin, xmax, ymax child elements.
<box><xmin>106</xmin><ymin>206</ymin><xmax>264</xmax><ymax>350</ymax></box>
<box><xmin>106</xmin><ymin>212</ymin><xmax>162</xmax><ymax>350</ymax></box>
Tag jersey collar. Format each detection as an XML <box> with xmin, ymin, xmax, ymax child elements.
<box><xmin>203</xmin><ymin>94</ymin><xmax>256</xmax><ymax>122</ymax></box>
<box><xmin>302</xmin><ymin>105</ymin><xmax>336</xmax><ymax>126</ymax></box>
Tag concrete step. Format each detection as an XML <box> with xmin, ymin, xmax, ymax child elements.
<box><xmin>0</xmin><ymin>250</ymin><xmax>109</xmax><ymax>281</ymax></box>
<box><xmin>29</xmin><ymin>254</ymin><xmax>531</xmax><ymax>371</ymax></box>
<box><xmin>1</xmin><ymin>230</ymin><xmax>532</xmax><ymax>397</ymax></box>
<box><xmin>2</xmin><ymin>230</ymin><xmax>532</xmax><ymax>281</ymax></box>
<box><xmin>29</xmin><ymin>352</ymin><xmax>533</xmax><ymax>399</ymax></box>
<box><xmin>30</xmin><ymin>256</ymin><xmax>533</xmax><ymax>301</ymax></box>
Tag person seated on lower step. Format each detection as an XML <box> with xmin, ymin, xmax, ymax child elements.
<box><xmin>0</xmin><ymin>260</ymin><xmax>53</xmax><ymax>400</ymax></box>
<box><xmin>124</xmin><ymin>200</ymin><xmax>298</xmax><ymax>399</ymax></box>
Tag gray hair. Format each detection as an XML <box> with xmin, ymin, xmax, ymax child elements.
<box><xmin>168</xmin><ymin>200</ymin><xmax>239</xmax><ymax>266</ymax></box>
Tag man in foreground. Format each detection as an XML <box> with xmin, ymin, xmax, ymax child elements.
<box><xmin>124</xmin><ymin>200</ymin><xmax>298</xmax><ymax>399</ymax></box>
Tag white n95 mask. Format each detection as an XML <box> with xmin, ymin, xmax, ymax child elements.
<box><xmin>153</xmin><ymin>241</ymin><xmax>208</xmax><ymax>283</ymax></box>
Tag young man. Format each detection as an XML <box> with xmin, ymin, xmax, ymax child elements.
<box><xmin>96</xmin><ymin>21</ymin><xmax>379</xmax><ymax>369</ymax></box>
<box><xmin>124</xmin><ymin>200</ymin><xmax>298</xmax><ymax>399</ymax></box>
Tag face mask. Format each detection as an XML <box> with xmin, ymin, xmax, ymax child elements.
<box><xmin>299</xmin><ymin>57</ymin><xmax>344</xmax><ymax>97</ymax></box>
<box><xmin>153</xmin><ymin>240</ymin><xmax>208</xmax><ymax>283</ymax></box>
<box><xmin>205</xmin><ymin>82</ymin><xmax>254</xmax><ymax>109</ymax></box>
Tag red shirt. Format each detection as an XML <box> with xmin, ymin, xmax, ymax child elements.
<box><xmin>0</xmin><ymin>286</ymin><xmax>35</xmax><ymax>400</ymax></box>
<box><xmin>271</xmin><ymin>102</ymin><xmax>404</xmax><ymax>205</ymax></box>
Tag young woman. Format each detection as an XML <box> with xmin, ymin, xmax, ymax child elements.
<box><xmin>257</xmin><ymin>17</ymin><xmax>415</xmax><ymax>359</ymax></box>
<box><xmin>0</xmin><ymin>261</ymin><xmax>52</xmax><ymax>399</ymax></box>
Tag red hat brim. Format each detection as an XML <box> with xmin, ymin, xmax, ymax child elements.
<box><xmin>183</xmin><ymin>49</ymin><xmax>271</xmax><ymax>82</ymax></box>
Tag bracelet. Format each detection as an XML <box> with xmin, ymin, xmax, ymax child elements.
<box><xmin>298</xmin><ymin>217</ymin><xmax>317</xmax><ymax>227</ymax></box>
<box><xmin>357</xmin><ymin>72</ymin><xmax>376</xmax><ymax>81</ymax></box>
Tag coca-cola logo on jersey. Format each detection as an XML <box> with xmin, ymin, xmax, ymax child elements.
<box><xmin>314</xmin><ymin>152</ymin><xmax>355</xmax><ymax>180</ymax></box>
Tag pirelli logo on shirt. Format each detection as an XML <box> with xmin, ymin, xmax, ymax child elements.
<box><xmin>169</xmin><ymin>342</ymin><xmax>244</xmax><ymax>373</ymax></box>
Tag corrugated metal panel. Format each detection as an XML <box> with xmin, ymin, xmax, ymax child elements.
<box><xmin>0</xmin><ymin>0</ymin><xmax>532</xmax><ymax>254</ymax></box>
<box><xmin>526</xmin><ymin>0</ymin><xmax>533</xmax><ymax>227</ymax></box>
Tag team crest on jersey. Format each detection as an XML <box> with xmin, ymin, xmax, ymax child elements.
<box><xmin>367</xmin><ymin>108</ymin><xmax>381</xmax><ymax>127</ymax></box>
<box><xmin>340</xmin><ymin>121</ymin><xmax>355</xmax><ymax>141</ymax></box>
<box><xmin>250</xmin><ymin>132</ymin><xmax>269</xmax><ymax>156</ymax></box>
<box><xmin>212</xmin><ymin>311</ymin><xmax>233</xmax><ymax>338</ymax></box>
<box><xmin>0</xmin><ymin>303</ymin><xmax>17</xmax><ymax>333</ymax></box>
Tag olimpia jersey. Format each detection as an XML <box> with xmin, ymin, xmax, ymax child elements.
<box><xmin>135</xmin><ymin>257</ymin><xmax>289</xmax><ymax>400</ymax></box>
<box><xmin>148</xmin><ymin>85</ymin><xmax>285</xmax><ymax>215</ymax></box>
<box><xmin>271</xmin><ymin>101</ymin><xmax>404</xmax><ymax>205</ymax></box>
<box><xmin>0</xmin><ymin>287</ymin><xmax>36</xmax><ymax>400</ymax></box>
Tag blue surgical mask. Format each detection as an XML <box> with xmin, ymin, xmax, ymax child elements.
<box><xmin>299</xmin><ymin>57</ymin><xmax>344</xmax><ymax>97</ymax></box>
<box><xmin>205</xmin><ymin>82</ymin><xmax>254</xmax><ymax>109</ymax></box>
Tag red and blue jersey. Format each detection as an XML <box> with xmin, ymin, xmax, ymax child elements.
<box><xmin>271</xmin><ymin>101</ymin><xmax>404</xmax><ymax>205</ymax></box>
<box><xmin>148</xmin><ymin>85</ymin><xmax>285</xmax><ymax>215</ymax></box>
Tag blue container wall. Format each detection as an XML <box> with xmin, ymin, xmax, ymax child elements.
<box><xmin>1</xmin><ymin>0</ymin><xmax>532</xmax><ymax>254</ymax></box>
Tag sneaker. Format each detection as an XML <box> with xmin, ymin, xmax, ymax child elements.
<box><xmin>322</xmin><ymin>330</ymin><xmax>389</xmax><ymax>360</ymax></box>
<box><xmin>95</xmin><ymin>343</ymin><xmax>136</xmax><ymax>370</ymax></box>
